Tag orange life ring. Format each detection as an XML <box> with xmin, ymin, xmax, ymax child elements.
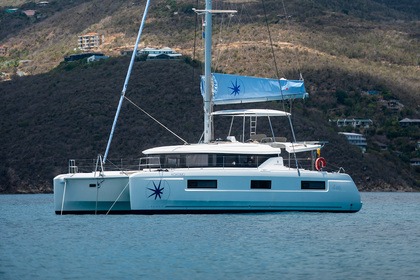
<box><xmin>315</xmin><ymin>157</ymin><xmax>327</xmax><ymax>171</ymax></box>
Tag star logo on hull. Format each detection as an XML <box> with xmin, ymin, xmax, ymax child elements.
<box><xmin>148</xmin><ymin>180</ymin><xmax>164</xmax><ymax>200</ymax></box>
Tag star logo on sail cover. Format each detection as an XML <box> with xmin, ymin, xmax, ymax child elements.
<box><xmin>229</xmin><ymin>79</ymin><xmax>241</xmax><ymax>96</ymax></box>
<box><xmin>148</xmin><ymin>181</ymin><xmax>164</xmax><ymax>200</ymax></box>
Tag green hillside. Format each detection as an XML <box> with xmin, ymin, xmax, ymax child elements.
<box><xmin>0</xmin><ymin>0</ymin><xmax>419</xmax><ymax>193</ymax></box>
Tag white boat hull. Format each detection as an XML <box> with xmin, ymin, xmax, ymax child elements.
<box><xmin>128</xmin><ymin>168</ymin><xmax>362</xmax><ymax>214</ymax></box>
<box><xmin>54</xmin><ymin>167</ymin><xmax>362</xmax><ymax>214</ymax></box>
<box><xmin>53</xmin><ymin>172</ymin><xmax>131</xmax><ymax>214</ymax></box>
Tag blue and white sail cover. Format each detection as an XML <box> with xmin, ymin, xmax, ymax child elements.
<box><xmin>201</xmin><ymin>73</ymin><xmax>308</xmax><ymax>105</ymax></box>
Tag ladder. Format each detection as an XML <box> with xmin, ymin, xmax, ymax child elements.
<box><xmin>250</xmin><ymin>116</ymin><xmax>257</xmax><ymax>137</ymax></box>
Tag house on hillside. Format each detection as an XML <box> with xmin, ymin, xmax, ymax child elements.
<box><xmin>339</xmin><ymin>132</ymin><xmax>367</xmax><ymax>153</ymax></box>
<box><xmin>330</xmin><ymin>118</ymin><xmax>373</xmax><ymax>129</ymax></box>
<box><xmin>140</xmin><ymin>47</ymin><xmax>182</xmax><ymax>60</ymax></box>
<box><xmin>64</xmin><ymin>53</ymin><xmax>105</xmax><ymax>62</ymax></box>
<box><xmin>380</xmin><ymin>99</ymin><xmax>404</xmax><ymax>112</ymax></box>
<box><xmin>23</xmin><ymin>10</ymin><xmax>36</xmax><ymax>17</ymax></box>
<box><xmin>19</xmin><ymin>60</ymin><xmax>32</xmax><ymax>67</ymax></box>
<box><xmin>121</xmin><ymin>47</ymin><xmax>182</xmax><ymax>60</ymax></box>
<box><xmin>0</xmin><ymin>45</ymin><xmax>7</xmax><ymax>56</ymax></box>
<box><xmin>0</xmin><ymin>72</ymin><xmax>11</xmax><ymax>81</ymax></box>
<box><xmin>399</xmin><ymin>118</ymin><xmax>420</xmax><ymax>127</ymax></box>
<box><xmin>78</xmin><ymin>33</ymin><xmax>104</xmax><ymax>51</ymax></box>
<box><xmin>5</xmin><ymin>8</ymin><xmax>19</xmax><ymax>14</ymax></box>
<box><xmin>87</xmin><ymin>54</ymin><xmax>109</xmax><ymax>63</ymax></box>
<box><xmin>410</xmin><ymin>158</ymin><xmax>420</xmax><ymax>166</ymax></box>
<box><xmin>366</xmin><ymin>90</ymin><xmax>380</xmax><ymax>95</ymax></box>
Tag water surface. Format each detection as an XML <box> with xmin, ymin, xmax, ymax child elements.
<box><xmin>1</xmin><ymin>193</ymin><xmax>419</xmax><ymax>279</ymax></box>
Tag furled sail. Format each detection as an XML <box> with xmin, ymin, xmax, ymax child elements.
<box><xmin>200</xmin><ymin>73</ymin><xmax>308</xmax><ymax>105</ymax></box>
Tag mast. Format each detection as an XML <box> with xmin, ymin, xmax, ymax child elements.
<box><xmin>103</xmin><ymin>0</ymin><xmax>151</xmax><ymax>164</ymax></box>
<box><xmin>196</xmin><ymin>1</ymin><xmax>236</xmax><ymax>143</ymax></box>
<box><xmin>203</xmin><ymin>0</ymin><xmax>213</xmax><ymax>143</ymax></box>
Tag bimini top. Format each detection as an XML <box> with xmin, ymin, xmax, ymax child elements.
<box><xmin>212</xmin><ymin>109</ymin><xmax>290</xmax><ymax>117</ymax></box>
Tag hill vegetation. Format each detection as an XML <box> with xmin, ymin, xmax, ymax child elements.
<box><xmin>0</xmin><ymin>0</ymin><xmax>419</xmax><ymax>193</ymax></box>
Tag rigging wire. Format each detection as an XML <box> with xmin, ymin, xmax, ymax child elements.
<box><xmin>192</xmin><ymin>0</ymin><xmax>199</xmax><ymax>61</ymax></box>
<box><xmin>261</xmin><ymin>0</ymin><xmax>300</xmax><ymax>174</ymax></box>
<box><xmin>213</xmin><ymin>11</ymin><xmax>235</xmax><ymax>71</ymax></box>
<box><xmin>192</xmin><ymin>0</ymin><xmax>199</xmax><ymax>84</ymax></box>
<box><xmin>124</xmin><ymin>96</ymin><xmax>189</xmax><ymax>145</ymax></box>
<box><xmin>217</xmin><ymin>2</ymin><xmax>253</xmax><ymax>74</ymax></box>
<box><xmin>280</xmin><ymin>0</ymin><xmax>303</xmax><ymax>77</ymax></box>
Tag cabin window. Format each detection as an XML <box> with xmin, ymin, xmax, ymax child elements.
<box><xmin>139</xmin><ymin>157</ymin><xmax>161</xmax><ymax>170</ymax></box>
<box><xmin>150</xmin><ymin>153</ymin><xmax>277</xmax><ymax>169</ymax></box>
<box><xmin>89</xmin><ymin>183</ymin><xmax>96</xmax><ymax>188</ymax></box>
<box><xmin>251</xmin><ymin>180</ymin><xmax>271</xmax><ymax>189</ymax></box>
<box><xmin>301</xmin><ymin>181</ymin><xmax>326</xmax><ymax>190</ymax></box>
<box><xmin>187</xmin><ymin>180</ymin><xmax>217</xmax><ymax>189</ymax></box>
<box><xmin>186</xmin><ymin>154</ymin><xmax>209</xmax><ymax>167</ymax></box>
<box><xmin>165</xmin><ymin>156</ymin><xmax>181</xmax><ymax>168</ymax></box>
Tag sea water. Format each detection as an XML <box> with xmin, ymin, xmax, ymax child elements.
<box><xmin>1</xmin><ymin>192</ymin><xmax>419</xmax><ymax>280</ymax></box>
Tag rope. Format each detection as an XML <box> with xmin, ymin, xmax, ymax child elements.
<box><xmin>280</xmin><ymin>0</ymin><xmax>303</xmax><ymax>77</ymax></box>
<box><xmin>213</xmin><ymin>12</ymin><xmax>226</xmax><ymax>71</ymax></box>
<box><xmin>261</xmin><ymin>0</ymin><xmax>285</xmax><ymax>79</ymax></box>
<box><xmin>106</xmin><ymin>181</ymin><xmax>130</xmax><ymax>215</ymax></box>
<box><xmin>192</xmin><ymin>0</ymin><xmax>199</xmax><ymax>84</ymax></box>
<box><xmin>213</xmin><ymin>6</ymin><xmax>235</xmax><ymax>72</ymax></box>
<box><xmin>124</xmin><ymin>96</ymin><xmax>188</xmax><ymax>145</ymax></box>
<box><xmin>60</xmin><ymin>180</ymin><xmax>67</xmax><ymax>215</ymax></box>
<box><xmin>103</xmin><ymin>158</ymin><xmax>131</xmax><ymax>174</ymax></box>
<box><xmin>192</xmin><ymin>0</ymin><xmax>199</xmax><ymax>61</ymax></box>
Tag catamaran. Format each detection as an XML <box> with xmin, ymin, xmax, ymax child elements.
<box><xmin>54</xmin><ymin>0</ymin><xmax>362</xmax><ymax>214</ymax></box>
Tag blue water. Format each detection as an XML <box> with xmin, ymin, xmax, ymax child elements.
<box><xmin>1</xmin><ymin>193</ymin><xmax>419</xmax><ymax>279</ymax></box>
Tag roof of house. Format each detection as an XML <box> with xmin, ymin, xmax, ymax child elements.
<box><xmin>399</xmin><ymin>118</ymin><xmax>420</xmax><ymax>123</ymax></box>
<box><xmin>23</xmin><ymin>10</ymin><xmax>36</xmax><ymax>16</ymax></box>
<box><xmin>79</xmin><ymin>32</ymin><xmax>100</xmax><ymax>37</ymax></box>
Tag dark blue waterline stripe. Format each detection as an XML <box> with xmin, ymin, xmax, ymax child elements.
<box><xmin>56</xmin><ymin>209</ymin><xmax>359</xmax><ymax>215</ymax></box>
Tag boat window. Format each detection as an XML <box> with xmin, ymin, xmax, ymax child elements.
<box><xmin>139</xmin><ymin>157</ymin><xmax>161</xmax><ymax>170</ymax></box>
<box><xmin>186</xmin><ymin>154</ymin><xmax>209</xmax><ymax>167</ymax></box>
<box><xmin>165</xmin><ymin>155</ymin><xmax>181</xmax><ymax>168</ymax></box>
<box><xmin>251</xmin><ymin>180</ymin><xmax>271</xmax><ymax>189</ymax></box>
<box><xmin>301</xmin><ymin>181</ymin><xmax>326</xmax><ymax>190</ymax></box>
<box><xmin>187</xmin><ymin>180</ymin><xmax>217</xmax><ymax>189</ymax></box>
<box><xmin>150</xmin><ymin>154</ymin><xmax>277</xmax><ymax>169</ymax></box>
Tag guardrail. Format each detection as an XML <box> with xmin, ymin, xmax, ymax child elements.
<box><xmin>67</xmin><ymin>156</ymin><xmax>342</xmax><ymax>173</ymax></box>
<box><xmin>67</xmin><ymin>158</ymin><xmax>142</xmax><ymax>173</ymax></box>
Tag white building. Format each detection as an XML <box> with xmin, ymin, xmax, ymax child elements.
<box><xmin>87</xmin><ymin>55</ymin><xmax>109</xmax><ymax>63</ymax></box>
<box><xmin>331</xmin><ymin>118</ymin><xmax>373</xmax><ymax>128</ymax></box>
<box><xmin>399</xmin><ymin>118</ymin><xmax>420</xmax><ymax>127</ymax></box>
<box><xmin>78</xmin><ymin>33</ymin><xmax>103</xmax><ymax>51</ymax></box>
<box><xmin>339</xmin><ymin>132</ymin><xmax>367</xmax><ymax>152</ymax></box>
<box><xmin>139</xmin><ymin>47</ymin><xmax>182</xmax><ymax>59</ymax></box>
<box><xmin>0</xmin><ymin>45</ymin><xmax>7</xmax><ymax>56</ymax></box>
<box><xmin>410</xmin><ymin>158</ymin><xmax>420</xmax><ymax>166</ymax></box>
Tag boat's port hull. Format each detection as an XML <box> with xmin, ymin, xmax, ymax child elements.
<box><xmin>53</xmin><ymin>172</ymin><xmax>131</xmax><ymax>214</ymax></box>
